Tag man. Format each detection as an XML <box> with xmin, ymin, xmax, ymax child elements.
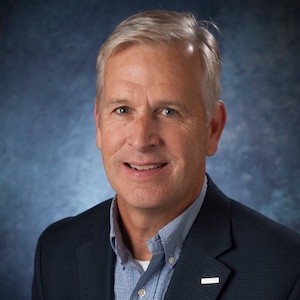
<box><xmin>32</xmin><ymin>10</ymin><xmax>300</xmax><ymax>299</ymax></box>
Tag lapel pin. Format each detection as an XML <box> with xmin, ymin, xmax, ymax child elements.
<box><xmin>201</xmin><ymin>277</ymin><xmax>220</xmax><ymax>285</ymax></box>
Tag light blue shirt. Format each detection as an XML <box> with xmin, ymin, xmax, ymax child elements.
<box><xmin>110</xmin><ymin>177</ymin><xmax>207</xmax><ymax>300</ymax></box>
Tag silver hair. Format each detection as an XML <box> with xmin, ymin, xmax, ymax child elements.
<box><xmin>96</xmin><ymin>10</ymin><xmax>221</xmax><ymax>118</ymax></box>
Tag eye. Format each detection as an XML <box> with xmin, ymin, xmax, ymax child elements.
<box><xmin>162</xmin><ymin>107</ymin><xmax>177</xmax><ymax>116</ymax></box>
<box><xmin>114</xmin><ymin>106</ymin><xmax>129</xmax><ymax>115</ymax></box>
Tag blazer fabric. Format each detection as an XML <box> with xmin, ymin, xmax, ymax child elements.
<box><xmin>32</xmin><ymin>177</ymin><xmax>300</xmax><ymax>299</ymax></box>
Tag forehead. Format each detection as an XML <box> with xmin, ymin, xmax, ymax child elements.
<box><xmin>103</xmin><ymin>43</ymin><xmax>201</xmax><ymax>89</ymax></box>
<box><xmin>100</xmin><ymin>44</ymin><xmax>205</xmax><ymax>113</ymax></box>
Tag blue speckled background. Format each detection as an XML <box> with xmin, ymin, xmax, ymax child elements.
<box><xmin>0</xmin><ymin>0</ymin><xmax>299</xmax><ymax>299</ymax></box>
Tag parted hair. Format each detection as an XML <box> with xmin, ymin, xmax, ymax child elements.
<box><xmin>96</xmin><ymin>10</ymin><xmax>221</xmax><ymax>118</ymax></box>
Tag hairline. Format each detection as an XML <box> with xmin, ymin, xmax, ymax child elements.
<box><xmin>95</xmin><ymin>11</ymin><xmax>221</xmax><ymax>120</ymax></box>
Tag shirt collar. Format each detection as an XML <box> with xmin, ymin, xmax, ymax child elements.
<box><xmin>109</xmin><ymin>197</ymin><xmax>131</xmax><ymax>264</ymax></box>
<box><xmin>110</xmin><ymin>176</ymin><xmax>207</xmax><ymax>266</ymax></box>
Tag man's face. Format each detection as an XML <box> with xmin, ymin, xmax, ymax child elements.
<box><xmin>95</xmin><ymin>43</ymin><xmax>224</xmax><ymax>220</ymax></box>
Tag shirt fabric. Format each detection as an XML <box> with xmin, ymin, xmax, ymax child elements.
<box><xmin>110</xmin><ymin>177</ymin><xmax>207</xmax><ymax>300</ymax></box>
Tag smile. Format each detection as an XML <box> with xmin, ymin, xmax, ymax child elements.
<box><xmin>126</xmin><ymin>163</ymin><xmax>166</xmax><ymax>171</ymax></box>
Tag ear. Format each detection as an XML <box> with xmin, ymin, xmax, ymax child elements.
<box><xmin>94</xmin><ymin>98</ymin><xmax>102</xmax><ymax>150</ymax></box>
<box><xmin>206</xmin><ymin>100</ymin><xmax>227</xmax><ymax>156</ymax></box>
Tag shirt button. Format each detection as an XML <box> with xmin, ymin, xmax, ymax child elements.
<box><xmin>168</xmin><ymin>256</ymin><xmax>175</xmax><ymax>265</ymax></box>
<box><xmin>138</xmin><ymin>288</ymin><xmax>146</xmax><ymax>298</ymax></box>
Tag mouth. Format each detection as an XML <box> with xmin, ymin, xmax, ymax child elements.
<box><xmin>125</xmin><ymin>163</ymin><xmax>167</xmax><ymax>171</ymax></box>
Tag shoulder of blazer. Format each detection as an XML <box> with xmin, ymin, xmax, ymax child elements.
<box><xmin>34</xmin><ymin>199</ymin><xmax>115</xmax><ymax>300</ymax></box>
<box><xmin>204</xmin><ymin>176</ymin><xmax>300</xmax><ymax>250</ymax></box>
<box><xmin>39</xmin><ymin>198</ymin><xmax>113</xmax><ymax>246</ymax></box>
<box><xmin>229</xmin><ymin>196</ymin><xmax>300</xmax><ymax>258</ymax></box>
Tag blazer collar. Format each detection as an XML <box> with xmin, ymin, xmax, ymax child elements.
<box><xmin>165</xmin><ymin>176</ymin><xmax>233</xmax><ymax>299</ymax></box>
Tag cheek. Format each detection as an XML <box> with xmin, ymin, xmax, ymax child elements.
<box><xmin>170</xmin><ymin>121</ymin><xmax>208</xmax><ymax>153</ymax></box>
<box><xmin>165</xmin><ymin>130</ymin><xmax>196</xmax><ymax>164</ymax></box>
<box><xmin>100</xmin><ymin>124</ymin><xmax>126</xmax><ymax>158</ymax></box>
<box><xmin>179</xmin><ymin>133</ymin><xmax>208</xmax><ymax>174</ymax></box>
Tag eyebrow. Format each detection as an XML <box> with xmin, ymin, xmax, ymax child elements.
<box><xmin>155</xmin><ymin>100</ymin><xmax>189</xmax><ymax>112</ymax></box>
<box><xmin>104</xmin><ymin>99</ymin><xmax>130</xmax><ymax>108</ymax></box>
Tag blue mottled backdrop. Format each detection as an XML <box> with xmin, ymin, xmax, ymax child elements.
<box><xmin>1</xmin><ymin>0</ymin><xmax>299</xmax><ymax>299</ymax></box>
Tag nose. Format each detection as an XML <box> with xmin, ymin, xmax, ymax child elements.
<box><xmin>127</xmin><ymin>113</ymin><xmax>160</xmax><ymax>152</ymax></box>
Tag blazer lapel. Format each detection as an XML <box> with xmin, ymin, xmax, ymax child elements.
<box><xmin>76</xmin><ymin>217</ymin><xmax>115</xmax><ymax>300</ymax></box>
<box><xmin>165</xmin><ymin>248</ymin><xmax>231</xmax><ymax>299</ymax></box>
<box><xmin>165</xmin><ymin>177</ymin><xmax>233</xmax><ymax>300</ymax></box>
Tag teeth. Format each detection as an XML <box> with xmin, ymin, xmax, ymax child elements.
<box><xmin>129</xmin><ymin>164</ymin><xmax>162</xmax><ymax>171</ymax></box>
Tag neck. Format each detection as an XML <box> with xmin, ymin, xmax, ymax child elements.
<box><xmin>118</xmin><ymin>208</ymin><xmax>163</xmax><ymax>260</ymax></box>
<box><xmin>116</xmin><ymin>197</ymin><xmax>196</xmax><ymax>261</ymax></box>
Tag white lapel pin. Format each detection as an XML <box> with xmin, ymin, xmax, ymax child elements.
<box><xmin>201</xmin><ymin>277</ymin><xmax>220</xmax><ymax>285</ymax></box>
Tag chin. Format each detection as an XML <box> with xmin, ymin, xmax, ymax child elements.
<box><xmin>119</xmin><ymin>191</ymin><xmax>169</xmax><ymax>210</ymax></box>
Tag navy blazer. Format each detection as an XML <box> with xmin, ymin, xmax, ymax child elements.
<box><xmin>32</xmin><ymin>177</ymin><xmax>300</xmax><ymax>299</ymax></box>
